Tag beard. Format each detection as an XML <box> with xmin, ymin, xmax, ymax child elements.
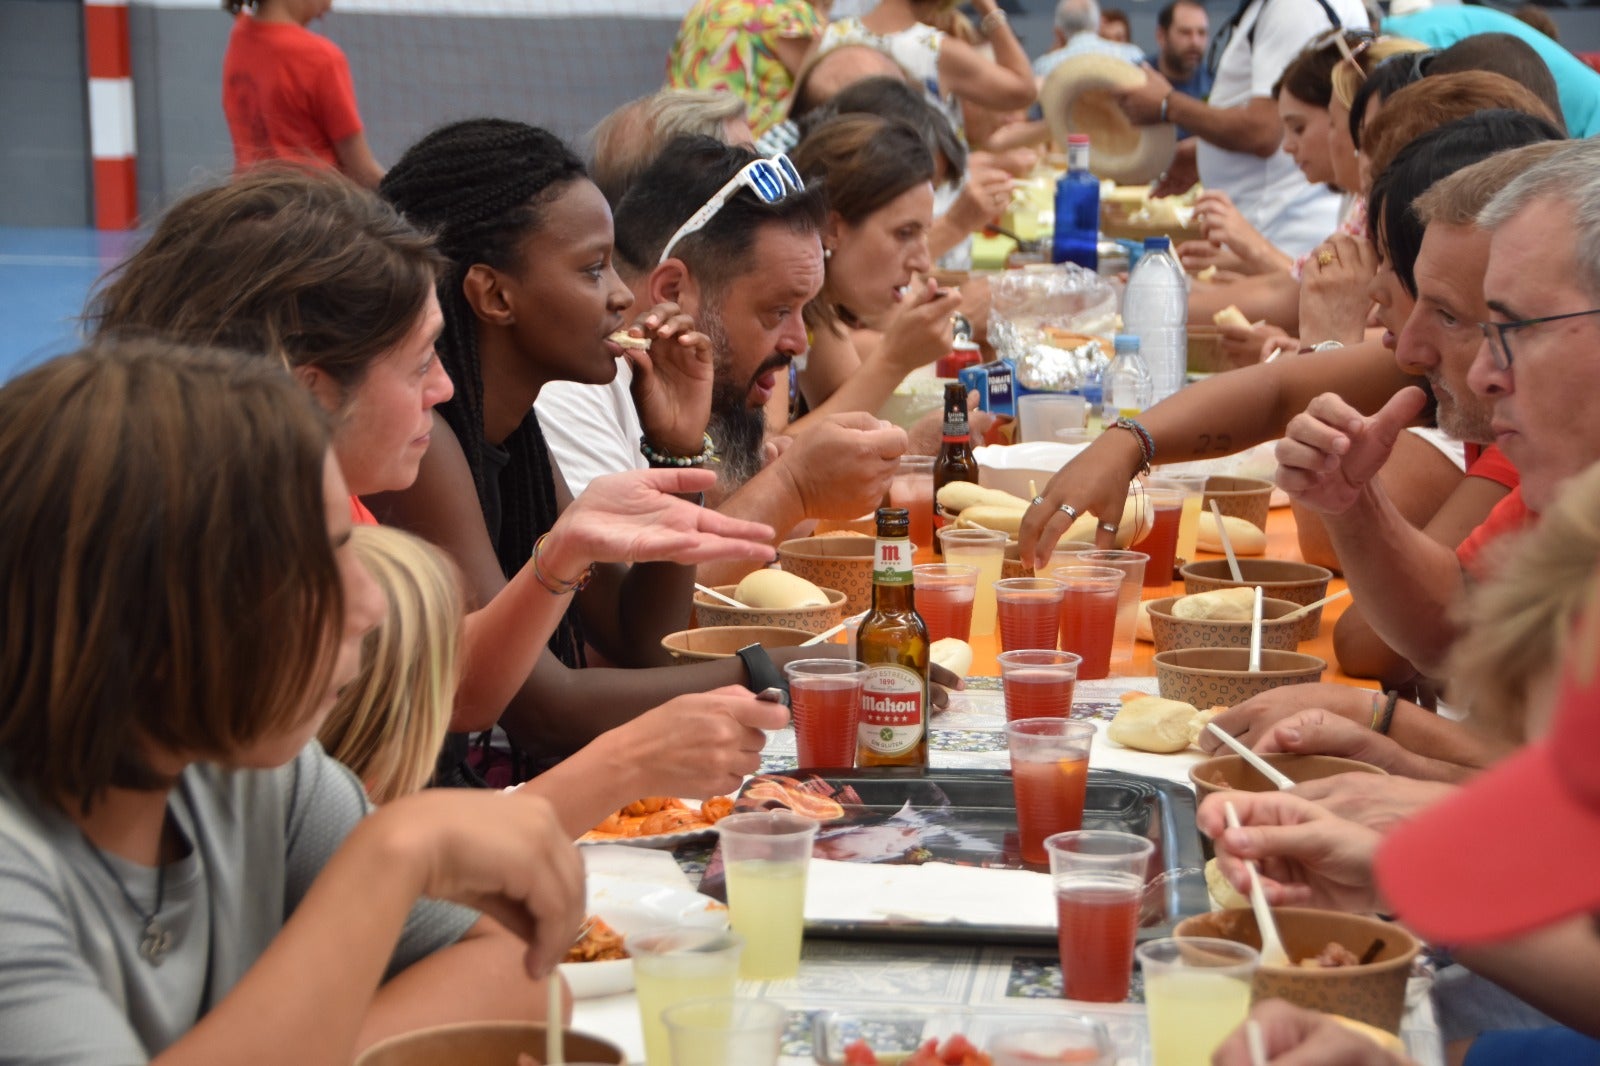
<box><xmin>1431</xmin><ymin>373</ymin><xmax>1493</xmax><ymax>444</ymax></box>
<box><xmin>702</xmin><ymin>309</ymin><xmax>774</xmax><ymax>494</ymax></box>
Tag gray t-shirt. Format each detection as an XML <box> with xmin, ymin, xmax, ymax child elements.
<box><xmin>0</xmin><ymin>743</ymin><xmax>477</xmax><ymax>1065</ymax></box>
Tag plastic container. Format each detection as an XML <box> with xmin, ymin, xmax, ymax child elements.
<box><xmin>1121</xmin><ymin>236</ymin><xmax>1187</xmax><ymax>401</ymax></box>
<box><xmin>1052</xmin><ymin>134</ymin><xmax>1098</xmax><ymax>271</ymax></box>
<box><xmin>1101</xmin><ymin>333</ymin><xmax>1152</xmax><ymax>427</ymax></box>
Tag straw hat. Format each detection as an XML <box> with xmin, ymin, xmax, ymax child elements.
<box><xmin>1040</xmin><ymin>53</ymin><xmax>1177</xmax><ymax>185</ymax></box>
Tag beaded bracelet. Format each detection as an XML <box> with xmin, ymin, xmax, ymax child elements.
<box><xmin>1107</xmin><ymin>417</ymin><xmax>1155</xmax><ymax>475</ymax></box>
<box><xmin>639</xmin><ymin>432</ymin><xmax>716</xmax><ymax>468</ymax></box>
<box><xmin>531</xmin><ymin>532</ymin><xmax>594</xmax><ymax>596</ymax></box>
<box><xmin>1376</xmin><ymin>690</ymin><xmax>1401</xmax><ymax>736</ymax></box>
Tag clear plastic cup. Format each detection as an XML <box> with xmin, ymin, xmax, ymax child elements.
<box><xmin>937</xmin><ymin>527</ymin><xmax>1008</xmax><ymax>637</ymax></box>
<box><xmin>912</xmin><ymin>563</ymin><xmax>979</xmax><ymax>643</ymax></box>
<box><xmin>715</xmin><ymin>811</ymin><xmax>818</xmax><ymax>980</ymax></box>
<box><xmin>663</xmin><ymin>996</ymin><xmax>786</xmax><ymax>1066</ymax></box>
<box><xmin>1046</xmin><ymin>830</ymin><xmax>1155</xmax><ymax>1003</ymax></box>
<box><xmin>1128</xmin><ymin>482</ymin><xmax>1184</xmax><ymax>588</ymax></box>
<box><xmin>994</xmin><ymin>576</ymin><xmax>1067</xmax><ymax>652</ymax></box>
<box><xmin>1068</xmin><ymin>549</ymin><xmax>1147</xmax><ymax>667</ymax></box>
<box><xmin>888</xmin><ymin>455</ymin><xmax>936</xmax><ymax>555</ymax></box>
<box><xmin>1148</xmin><ymin>474</ymin><xmax>1207</xmax><ymax>568</ymax></box>
<box><xmin>1008</xmin><ymin>718</ymin><xmax>1096</xmax><ymax>866</ymax></box>
<box><xmin>631</xmin><ymin>928</ymin><xmax>744</xmax><ymax>1066</ymax></box>
<box><xmin>990</xmin><ymin>1016</ymin><xmax>1116</xmax><ymax>1066</ymax></box>
<box><xmin>1049</xmin><ymin>565</ymin><xmax>1125</xmax><ymax>680</ymax></box>
<box><xmin>1138</xmin><ymin>937</ymin><xmax>1261</xmax><ymax>1065</ymax></box>
<box><xmin>783</xmin><ymin>658</ymin><xmax>868</xmax><ymax>769</ymax></box>
<box><xmin>998</xmin><ymin>649</ymin><xmax>1082</xmax><ymax>723</ymax></box>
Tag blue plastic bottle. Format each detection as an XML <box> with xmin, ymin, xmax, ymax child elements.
<box><xmin>1051</xmin><ymin>134</ymin><xmax>1098</xmax><ymax>271</ymax></box>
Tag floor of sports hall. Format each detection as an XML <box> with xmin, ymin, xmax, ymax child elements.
<box><xmin>0</xmin><ymin>227</ymin><xmax>139</xmax><ymax>380</ymax></box>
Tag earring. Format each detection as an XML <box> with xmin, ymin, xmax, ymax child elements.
<box><xmin>823</xmin><ymin>247</ymin><xmax>833</xmax><ymax>260</ymax></box>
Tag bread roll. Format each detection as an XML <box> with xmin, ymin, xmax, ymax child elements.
<box><xmin>1205</xmin><ymin>857</ymin><xmax>1249</xmax><ymax>909</ymax></box>
<box><xmin>1136</xmin><ymin>601</ymin><xmax>1153</xmax><ymax>643</ymax></box>
<box><xmin>1171</xmin><ymin>587</ymin><xmax>1255</xmax><ymax>621</ymax></box>
<box><xmin>936</xmin><ymin>482</ymin><xmax>1032</xmax><ymax>515</ymax></box>
<box><xmin>1213</xmin><ymin>305</ymin><xmax>1251</xmax><ymax>330</ymax></box>
<box><xmin>1108</xmin><ymin>695</ymin><xmax>1202</xmax><ymax>753</ymax></box>
<box><xmin>930</xmin><ymin>638</ymin><xmax>973</xmax><ymax>679</ymax></box>
<box><xmin>1197</xmin><ymin>512</ymin><xmax>1268</xmax><ymax>555</ymax></box>
<box><xmin>608</xmin><ymin>330</ymin><xmax>651</xmax><ymax>351</ymax></box>
<box><xmin>1061</xmin><ymin>496</ymin><xmax>1156</xmax><ymax>550</ymax></box>
<box><xmin>734</xmin><ymin>569</ymin><xmax>829</xmax><ymax>609</ymax></box>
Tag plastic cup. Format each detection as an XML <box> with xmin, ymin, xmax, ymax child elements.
<box><xmin>990</xmin><ymin>1016</ymin><xmax>1116</xmax><ymax>1066</ymax></box>
<box><xmin>1006</xmin><ymin>718</ymin><xmax>1096</xmax><ymax>866</ymax></box>
<box><xmin>995</xmin><ymin>576</ymin><xmax>1067</xmax><ymax>652</ymax></box>
<box><xmin>1046</xmin><ymin>539</ymin><xmax>1098</xmax><ymax>575</ymax></box>
<box><xmin>1129</xmin><ymin>483</ymin><xmax>1184</xmax><ymax>588</ymax></box>
<box><xmin>663</xmin><ymin>996</ymin><xmax>786</xmax><ymax>1066</ymax></box>
<box><xmin>937</xmin><ymin>527</ymin><xmax>1008</xmax><ymax>638</ymax></box>
<box><xmin>1054</xmin><ymin>427</ymin><xmax>1096</xmax><ymax>447</ymax></box>
<box><xmin>888</xmin><ymin>455</ymin><xmax>936</xmax><ymax>555</ymax></box>
<box><xmin>1138</xmin><ymin>937</ymin><xmax>1261</xmax><ymax>1066</ymax></box>
<box><xmin>1046</xmin><ymin>830</ymin><xmax>1155</xmax><ymax>1003</ymax></box>
<box><xmin>715</xmin><ymin>811</ymin><xmax>818</xmax><ymax>980</ymax></box>
<box><xmin>912</xmin><ymin>563</ymin><xmax>979</xmax><ymax>643</ymax></box>
<box><xmin>1017</xmin><ymin>393</ymin><xmax>1089</xmax><ymax>443</ymax></box>
<box><xmin>998</xmin><ymin>649</ymin><xmax>1081</xmax><ymax>723</ymax></box>
<box><xmin>1067</xmin><ymin>549</ymin><xmax>1147</xmax><ymax>667</ymax></box>
<box><xmin>631</xmin><ymin>927</ymin><xmax>745</xmax><ymax>1066</ymax></box>
<box><xmin>784</xmin><ymin>658</ymin><xmax>868</xmax><ymax>769</ymax></box>
<box><xmin>1050</xmin><ymin>565</ymin><xmax>1125</xmax><ymax>680</ymax></box>
<box><xmin>1149</xmin><ymin>474</ymin><xmax>1207</xmax><ymax>567</ymax></box>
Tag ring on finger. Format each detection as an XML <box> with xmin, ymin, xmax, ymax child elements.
<box><xmin>1099</xmin><ymin>521</ymin><xmax>1118</xmax><ymax>534</ymax></box>
<box><xmin>1059</xmin><ymin>504</ymin><xmax>1078</xmax><ymax>521</ymax></box>
<box><xmin>1031</xmin><ymin>495</ymin><xmax>1047</xmax><ymax>507</ymax></box>
<box><xmin>1316</xmin><ymin>249</ymin><xmax>1335</xmax><ymax>267</ymax></box>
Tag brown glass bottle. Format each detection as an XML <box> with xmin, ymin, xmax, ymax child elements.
<box><xmin>855</xmin><ymin>507</ymin><xmax>930</xmax><ymax>769</ymax></box>
<box><xmin>932</xmin><ymin>382</ymin><xmax>980</xmax><ymax>545</ymax></box>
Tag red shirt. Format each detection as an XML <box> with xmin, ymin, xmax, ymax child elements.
<box><xmin>1464</xmin><ymin>444</ymin><xmax>1520</xmax><ymax>490</ymax></box>
<box><xmin>222</xmin><ymin>16</ymin><xmax>363</xmax><ymax>171</ymax></box>
<box><xmin>350</xmin><ymin>496</ymin><xmax>378</xmax><ymax>526</ymax></box>
<box><xmin>1456</xmin><ymin>486</ymin><xmax>1536</xmax><ymax>579</ymax></box>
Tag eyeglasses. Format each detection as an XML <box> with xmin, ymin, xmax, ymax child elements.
<box><xmin>1312</xmin><ymin>27</ymin><xmax>1376</xmax><ymax>76</ymax></box>
<box><xmin>657</xmin><ymin>154</ymin><xmax>805</xmax><ymax>265</ymax></box>
<box><xmin>1478</xmin><ymin>307</ymin><xmax>1600</xmax><ymax>370</ymax></box>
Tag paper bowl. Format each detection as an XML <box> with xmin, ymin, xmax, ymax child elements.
<box><xmin>661</xmin><ymin>625</ymin><xmax>814</xmax><ymax>664</ymax></box>
<box><xmin>1180</xmin><ymin>559</ymin><xmax>1334</xmax><ymax>640</ymax></box>
<box><xmin>1188</xmin><ymin>753</ymin><xmax>1387</xmax><ymax>799</ymax></box>
<box><xmin>779</xmin><ymin>536</ymin><xmax>876</xmax><ymax>615</ymax></box>
<box><xmin>1146</xmin><ymin>594</ymin><xmax>1303</xmax><ymax>654</ymax></box>
<box><xmin>1203</xmin><ymin>475</ymin><xmax>1275</xmax><ymax>531</ymax></box>
<box><xmin>1174</xmin><ymin>909</ymin><xmax>1420</xmax><ymax>1033</ymax></box>
<box><xmin>693</xmin><ymin>585</ymin><xmax>846</xmax><ymax>632</ymax></box>
<box><xmin>1153</xmin><ymin>647</ymin><xmax>1326</xmax><ymax>707</ymax></box>
<box><xmin>355</xmin><ymin>1022</ymin><xmax>625</xmax><ymax>1066</ymax></box>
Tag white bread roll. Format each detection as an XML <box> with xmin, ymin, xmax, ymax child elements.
<box><xmin>734</xmin><ymin>569</ymin><xmax>829</xmax><ymax>609</ymax></box>
<box><xmin>1197</xmin><ymin>512</ymin><xmax>1267</xmax><ymax>555</ymax></box>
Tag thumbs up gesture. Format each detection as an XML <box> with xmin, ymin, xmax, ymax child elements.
<box><xmin>1274</xmin><ymin>387</ymin><xmax>1427</xmax><ymax>515</ymax></box>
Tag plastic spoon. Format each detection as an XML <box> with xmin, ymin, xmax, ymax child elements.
<box><xmin>1206</xmin><ymin>722</ymin><xmax>1296</xmax><ymax>790</ymax></box>
<box><xmin>1209</xmin><ymin>499</ymin><xmax>1243</xmax><ymax>582</ymax></box>
<box><xmin>547</xmin><ymin>966</ymin><xmax>564</xmax><ymax>1064</ymax></box>
<box><xmin>1248</xmin><ymin>585</ymin><xmax>1264</xmax><ymax>673</ymax></box>
<box><xmin>801</xmin><ymin>621</ymin><xmax>847</xmax><ymax>646</ymax></box>
<box><xmin>1224</xmin><ymin>800</ymin><xmax>1292</xmax><ymax>968</ymax></box>
<box><xmin>1245</xmin><ymin>1018</ymin><xmax>1270</xmax><ymax>1066</ymax></box>
<box><xmin>1278</xmin><ymin>587</ymin><xmax>1352</xmax><ymax>623</ymax></box>
<box><xmin>695</xmin><ymin>583</ymin><xmax>748</xmax><ymax>609</ymax></box>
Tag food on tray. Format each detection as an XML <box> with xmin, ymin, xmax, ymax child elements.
<box><xmin>1197</xmin><ymin>512</ymin><xmax>1268</xmax><ymax>555</ymax></box>
<box><xmin>563</xmin><ymin>917</ymin><xmax>627</xmax><ymax>963</ymax></box>
<box><xmin>736</xmin><ymin>774</ymin><xmax>854</xmax><ymax>821</ymax></box>
<box><xmin>934</xmin><ymin>482</ymin><xmax>1155</xmax><ymax>548</ymax></box>
<box><xmin>1212</xmin><ymin>305</ymin><xmax>1251</xmax><ymax>331</ymax></box>
<box><xmin>733</xmin><ymin>568</ymin><xmax>830</xmax><ymax>608</ymax></box>
<box><xmin>1109</xmin><ymin>695</ymin><xmax>1202</xmax><ymax>753</ymax></box>
<box><xmin>607</xmin><ymin>330</ymin><xmax>651</xmax><ymax>351</ymax></box>
<box><xmin>930</xmin><ymin>637</ymin><xmax>973</xmax><ymax>679</ymax></box>
<box><xmin>580</xmin><ymin>796</ymin><xmax>733</xmax><ymax>840</ymax></box>
<box><xmin>844</xmin><ymin>1034</ymin><xmax>992</xmax><ymax>1065</ymax></box>
<box><xmin>1171</xmin><ymin>587</ymin><xmax>1256</xmax><ymax>621</ymax></box>
<box><xmin>1205</xmin><ymin>857</ymin><xmax>1249</xmax><ymax>909</ymax></box>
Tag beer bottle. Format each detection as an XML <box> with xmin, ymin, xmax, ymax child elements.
<box><xmin>932</xmin><ymin>381</ymin><xmax>980</xmax><ymax>542</ymax></box>
<box><xmin>856</xmin><ymin>507</ymin><xmax>931</xmax><ymax>769</ymax></box>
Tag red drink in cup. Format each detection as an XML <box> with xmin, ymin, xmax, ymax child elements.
<box><xmin>1053</xmin><ymin>566</ymin><xmax>1124</xmax><ymax>680</ymax></box>
<box><xmin>995</xmin><ymin>577</ymin><xmax>1066</xmax><ymax>652</ymax></box>
<box><xmin>783</xmin><ymin>658</ymin><xmax>868</xmax><ymax>768</ymax></box>
<box><xmin>1005</xmin><ymin>717</ymin><xmax>1095</xmax><ymax>865</ymax></box>
<box><xmin>1045</xmin><ymin>830</ymin><xmax>1155</xmax><ymax>1004</ymax></box>
<box><xmin>912</xmin><ymin>563</ymin><xmax>978</xmax><ymax>643</ymax></box>
<box><xmin>1133</xmin><ymin>505</ymin><xmax>1182</xmax><ymax>589</ymax></box>
<box><xmin>888</xmin><ymin>456</ymin><xmax>935</xmax><ymax>556</ymax></box>
<box><xmin>998</xmin><ymin>650</ymin><xmax>1082</xmax><ymax>723</ymax></box>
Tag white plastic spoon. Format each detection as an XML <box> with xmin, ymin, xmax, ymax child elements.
<box><xmin>1278</xmin><ymin>587</ymin><xmax>1352</xmax><ymax>624</ymax></box>
<box><xmin>1209</xmin><ymin>499</ymin><xmax>1243</xmax><ymax>582</ymax></box>
<box><xmin>1224</xmin><ymin>800</ymin><xmax>1293</xmax><ymax>968</ymax></box>
<box><xmin>1248</xmin><ymin>585</ymin><xmax>1264</xmax><ymax>673</ymax></box>
<box><xmin>694</xmin><ymin>583</ymin><xmax>748</xmax><ymax>609</ymax></box>
<box><xmin>1206</xmin><ymin>722</ymin><xmax>1296</xmax><ymax>791</ymax></box>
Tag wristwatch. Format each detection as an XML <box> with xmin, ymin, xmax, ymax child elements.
<box><xmin>736</xmin><ymin>643</ymin><xmax>790</xmax><ymax>706</ymax></box>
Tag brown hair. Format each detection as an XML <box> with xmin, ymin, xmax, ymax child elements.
<box><xmin>1513</xmin><ymin>4</ymin><xmax>1560</xmax><ymax>42</ymax></box>
<box><xmin>1414</xmin><ymin>138</ymin><xmax>1569</xmax><ymax>227</ymax></box>
<box><xmin>0</xmin><ymin>339</ymin><xmax>341</xmax><ymax>808</ymax></box>
<box><xmin>1363</xmin><ymin>72</ymin><xmax>1559</xmax><ymax>178</ymax></box>
<box><xmin>89</xmin><ymin>167</ymin><xmax>442</xmax><ymax>400</ymax></box>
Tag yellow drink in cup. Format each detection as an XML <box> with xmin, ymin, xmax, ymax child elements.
<box><xmin>938</xmin><ymin>527</ymin><xmax>1008</xmax><ymax>637</ymax></box>
<box><xmin>1137</xmin><ymin>936</ymin><xmax>1259</xmax><ymax>1066</ymax></box>
<box><xmin>630</xmin><ymin>929</ymin><xmax>744</xmax><ymax>1066</ymax></box>
<box><xmin>716</xmin><ymin>811</ymin><xmax>819</xmax><ymax>980</ymax></box>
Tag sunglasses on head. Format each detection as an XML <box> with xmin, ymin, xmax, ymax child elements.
<box><xmin>658</xmin><ymin>154</ymin><xmax>805</xmax><ymax>266</ymax></box>
<box><xmin>1312</xmin><ymin>27</ymin><xmax>1377</xmax><ymax>79</ymax></box>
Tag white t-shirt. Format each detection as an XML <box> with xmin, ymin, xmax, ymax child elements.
<box><xmin>535</xmin><ymin>363</ymin><xmax>645</xmax><ymax>497</ymax></box>
<box><xmin>1197</xmin><ymin>0</ymin><xmax>1367</xmax><ymax>258</ymax></box>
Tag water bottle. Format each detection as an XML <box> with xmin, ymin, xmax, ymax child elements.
<box><xmin>1052</xmin><ymin>134</ymin><xmax>1098</xmax><ymax>271</ymax></box>
<box><xmin>1102</xmin><ymin>334</ymin><xmax>1153</xmax><ymax>426</ymax></box>
<box><xmin>1121</xmin><ymin>236</ymin><xmax>1188</xmax><ymax>401</ymax></box>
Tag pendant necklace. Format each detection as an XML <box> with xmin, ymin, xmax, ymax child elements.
<box><xmin>83</xmin><ymin>836</ymin><xmax>171</xmax><ymax>966</ymax></box>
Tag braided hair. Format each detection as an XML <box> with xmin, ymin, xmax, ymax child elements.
<box><xmin>379</xmin><ymin>118</ymin><xmax>588</xmax><ymax>670</ymax></box>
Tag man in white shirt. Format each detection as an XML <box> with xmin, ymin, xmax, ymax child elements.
<box><xmin>1113</xmin><ymin>0</ymin><xmax>1367</xmax><ymax>257</ymax></box>
<box><xmin>1033</xmin><ymin>0</ymin><xmax>1147</xmax><ymax>80</ymax></box>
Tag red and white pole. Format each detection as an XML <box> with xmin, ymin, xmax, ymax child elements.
<box><xmin>84</xmin><ymin>0</ymin><xmax>138</xmax><ymax>230</ymax></box>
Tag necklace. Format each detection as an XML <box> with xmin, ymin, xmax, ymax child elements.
<box><xmin>83</xmin><ymin>836</ymin><xmax>171</xmax><ymax>966</ymax></box>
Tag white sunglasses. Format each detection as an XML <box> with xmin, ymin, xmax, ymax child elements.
<box><xmin>657</xmin><ymin>154</ymin><xmax>805</xmax><ymax>265</ymax></box>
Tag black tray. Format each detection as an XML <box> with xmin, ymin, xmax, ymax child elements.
<box><xmin>712</xmin><ymin>767</ymin><xmax>1208</xmax><ymax>946</ymax></box>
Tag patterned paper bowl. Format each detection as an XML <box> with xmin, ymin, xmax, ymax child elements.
<box><xmin>779</xmin><ymin>535</ymin><xmax>875</xmax><ymax>615</ymax></box>
<box><xmin>693</xmin><ymin>585</ymin><xmax>847</xmax><ymax>633</ymax></box>
<box><xmin>1146</xmin><ymin>594</ymin><xmax>1303</xmax><ymax>654</ymax></box>
<box><xmin>355</xmin><ymin>1021</ymin><xmax>625</xmax><ymax>1066</ymax></box>
<box><xmin>1203</xmin><ymin>475</ymin><xmax>1275</xmax><ymax>531</ymax></box>
<box><xmin>661</xmin><ymin>625</ymin><xmax>815</xmax><ymax>664</ymax></box>
<box><xmin>1174</xmin><ymin>908</ymin><xmax>1420</xmax><ymax>1034</ymax></box>
<box><xmin>1180</xmin><ymin>558</ymin><xmax>1334</xmax><ymax>641</ymax></box>
<box><xmin>1153</xmin><ymin>647</ymin><xmax>1326</xmax><ymax>707</ymax></box>
<box><xmin>1188</xmin><ymin>753</ymin><xmax>1387</xmax><ymax>799</ymax></box>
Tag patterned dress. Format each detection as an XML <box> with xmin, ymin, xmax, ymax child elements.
<box><xmin>666</xmin><ymin>0</ymin><xmax>825</xmax><ymax>136</ymax></box>
<box><xmin>817</xmin><ymin>15</ymin><xmax>964</xmax><ymax>140</ymax></box>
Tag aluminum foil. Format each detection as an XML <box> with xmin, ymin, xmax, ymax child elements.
<box><xmin>1015</xmin><ymin>335</ymin><xmax>1108</xmax><ymax>392</ymax></box>
<box><xmin>988</xmin><ymin>262</ymin><xmax>1119</xmax><ymax>392</ymax></box>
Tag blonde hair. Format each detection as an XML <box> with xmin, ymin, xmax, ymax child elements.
<box><xmin>1331</xmin><ymin>36</ymin><xmax>1428</xmax><ymax>110</ymax></box>
<box><xmin>1448</xmin><ymin>461</ymin><xmax>1600</xmax><ymax>741</ymax></box>
<box><xmin>319</xmin><ymin>525</ymin><xmax>463</xmax><ymax>802</ymax></box>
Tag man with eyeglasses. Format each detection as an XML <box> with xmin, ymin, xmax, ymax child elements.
<box><xmin>536</xmin><ymin>135</ymin><xmax>909</xmax><ymax>585</ymax></box>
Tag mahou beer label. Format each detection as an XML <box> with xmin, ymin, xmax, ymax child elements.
<box><xmin>873</xmin><ymin>537</ymin><xmax>913</xmax><ymax>585</ymax></box>
<box><xmin>859</xmin><ymin>664</ymin><xmax>925</xmax><ymax>755</ymax></box>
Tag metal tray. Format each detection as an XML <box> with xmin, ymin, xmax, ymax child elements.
<box><xmin>709</xmin><ymin>767</ymin><xmax>1208</xmax><ymax>946</ymax></box>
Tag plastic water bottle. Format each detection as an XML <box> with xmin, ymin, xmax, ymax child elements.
<box><xmin>1122</xmin><ymin>236</ymin><xmax>1188</xmax><ymax>401</ymax></box>
<box><xmin>1052</xmin><ymin>134</ymin><xmax>1098</xmax><ymax>271</ymax></box>
<box><xmin>1102</xmin><ymin>334</ymin><xmax>1153</xmax><ymax>426</ymax></box>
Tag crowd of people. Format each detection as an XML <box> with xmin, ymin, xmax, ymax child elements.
<box><xmin>4</xmin><ymin>0</ymin><xmax>1600</xmax><ymax>1063</ymax></box>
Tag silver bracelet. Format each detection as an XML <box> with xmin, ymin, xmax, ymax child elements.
<box><xmin>980</xmin><ymin>8</ymin><xmax>1009</xmax><ymax>34</ymax></box>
